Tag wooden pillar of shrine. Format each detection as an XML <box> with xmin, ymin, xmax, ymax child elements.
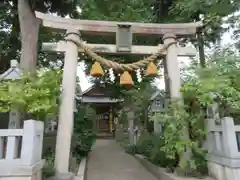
<box><xmin>54</xmin><ymin>29</ymin><xmax>80</xmax><ymax>178</ymax></box>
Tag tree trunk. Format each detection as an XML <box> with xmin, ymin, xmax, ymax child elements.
<box><xmin>18</xmin><ymin>0</ymin><xmax>40</xmax><ymax>73</ymax></box>
<box><xmin>9</xmin><ymin>0</ymin><xmax>20</xmax><ymax>60</ymax></box>
<box><xmin>163</xmin><ymin>57</ymin><xmax>170</xmax><ymax>98</ymax></box>
<box><xmin>197</xmin><ymin>30</ymin><xmax>205</xmax><ymax>68</ymax></box>
<box><xmin>0</xmin><ymin>0</ymin><xmax>19</xmax><ymax>73</ymax></box>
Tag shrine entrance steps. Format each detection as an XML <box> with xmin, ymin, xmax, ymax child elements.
<box><xmin>86</xmin><ymin>139</ymin><xmax>158</xmax><ymax>180</ymax></box>
<box><xmin>96</xmin><ymin>129</ymin><xmax>114</xmax><ymax>139</ymax></box>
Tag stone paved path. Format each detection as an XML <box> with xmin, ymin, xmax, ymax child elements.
<box><xmin>86</xmin><ymin>139</ymin><xmax>158</xmax><ymax>180</ymax></box>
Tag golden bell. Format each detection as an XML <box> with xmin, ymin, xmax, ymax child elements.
<box><xmin>90</xmin><ymin>61</ymin><xmax>104</xmax><ymax>77</ymax></box>
<box><xmin>120</xmin><ymin>71</ymin><xmax>133</xmax><ymax>88</ymax></box>
<box><xmin>145</xmin><ymin>62</ymin><xmax>158</xmax><ymax>76</ymax></box>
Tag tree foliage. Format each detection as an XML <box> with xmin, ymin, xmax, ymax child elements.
<box><xmin>150</xmin><ymin>48</ymin><xmax>240</xmax><ymax>174</ymax></box>
<box><xmin>170</xmin><ymin>0</ymin><xmax>239</xmax><ymax>41</ymax></box>
<box><xmin>182</xmin><ymin>48</ymin><xmax>240</xmax><ymax>115</ymax></box>
<box><xmin>0</xmin><ymin>0</ymin><xmax>81</xmax><ymax>73</ymax></box>
<box><xmin>0</xmin><ymin>69</ymin><xmax>62</xmax><ymax>120</ymax></box>
<box><xmin>123</xmin><ymin>85</ymin><xmax>157</xmax><ymax>117</ymax></box>
<box><xmin>72</xmin><ymin>104</ymin><xmax>96</xmax><ymax>161</ymax></box>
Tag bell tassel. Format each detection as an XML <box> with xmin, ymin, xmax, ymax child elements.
<box><xmin>145</xmin><ymin>62</ymin><xmax>158</xmax><ymax>76</ymax></box>
<box><xmin>90</xmin><ymin>61</ymin><xmax>104</xmax><ymax>77</ymax></box>
<box><xmin>120</xmin><ymin>71</ymin><xmax>133</xmax><ymax>87</ymax></box>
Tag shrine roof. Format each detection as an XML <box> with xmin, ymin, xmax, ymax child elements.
<box><xmin>0</xmin><ymin>60</ymin><xmax>21</xmax><ymax>80</ymax></box>
<box><xmin>78</xmin><ymin>84</ymin><xmax>123</xmax><ymax>103</ymax></box>
<box><xmin>150</xmin><ymin>91</ymin><xmax>165</xmax><ymax>101</ymax></box>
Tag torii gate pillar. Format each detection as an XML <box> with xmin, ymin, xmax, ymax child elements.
<box><xmin>163</xmin><ymin>33</ymin><xmax>191</xmax><ymax>165</ymax></box>
<box><xmin>54</xmin><ymin>29</ymin><xmax>80</xmax><ymax>177</ymax></box>
<box><xmin>163</xmin><ymin>34</ymin><xmax>181</xmax><ymax>98</ymax></box>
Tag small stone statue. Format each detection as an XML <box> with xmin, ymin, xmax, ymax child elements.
<box><xmin>207</xmin><ymin>101</ymin><xmax>221</xmax><ymax>125</ymax></box>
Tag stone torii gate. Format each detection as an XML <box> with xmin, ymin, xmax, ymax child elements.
<box><xmin>35</xmin><ymin>11</ymin><xmax>202</xmax><ymax>178</ymax></box>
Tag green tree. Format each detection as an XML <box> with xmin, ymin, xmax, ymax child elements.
<box><xmin>182</xmin><ymin>48</ymin><xmax>240</xmax><ymax>117</ymax></box>
<box><xmin>0</xmin><ymin>69</ymin><xmax>62</xmax><ymax>120</ymax></box>
<box><xmin>0</xmin><ymin>0</ymin><xmax>81</xmax><ymax>73</ymax></box>
<box><xmin>226</xmin><ymin>12</ymin><xmax>240</xmax><ymax>50</ymax></box>
<box><xmin>148</xmin><ymin>48</ymin><xmax>240</xmax><ymax>175</ymax></box>
<box><xmin>119</xmin><ymin>85</ymin><xmax>158</xmax><ymax>135</ymax></box>
<box><xmin>153</xmin><ymin>0</ymin><xmax>239</xmax><ymax>66</ymax></box>
<box><xmin>72</xmin><ymin>104</ymin><xmax>96</xmax><ymax>161</ymax></box>
<box><xmin>0</xmin><ymin>1</ymin><xmax>20</xmax><ymax>73</ymax></box>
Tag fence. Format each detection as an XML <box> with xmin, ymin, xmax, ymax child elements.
<box><xmin>207</xmin><ymin>116</ymin><xmax>240</xmax><ymax>164</ymax></box>
<box><xmin>0</xmin><ymin>120</ymin><xmax>44</xmax><ymax>167</ymax></box>
<box><xmin>206</xmin><ymin>116</ymin><xmax>240</xmax><ymax>180</ymax></box>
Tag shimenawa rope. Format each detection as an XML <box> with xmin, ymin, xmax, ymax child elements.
<box><xmin>64</xmin><ymin>33</ymin><xmax>176</xmax><ymax>72</ymax></box>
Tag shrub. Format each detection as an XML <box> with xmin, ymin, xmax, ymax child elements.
<box><xmin>42</xmin><ymin>154</ymin><xmax>55</xmax><ymax>179</ymax></box>
<box><xmin>149</xmin><ymin>139</ymin><xmax>178</xmax><ymax>172</ymax></box>
<box><xmin>135</xmin><ymin>133</ymin><xmax>207</xmax><ymax>176</ymax></box>
<box><xmin>125</xmin><ymin>144</ymin><xmax>137</xmax><ymax>155</ymax></box>
<box><xmin>72</xmin><ymin>105</ymin><xmax>96</xmax><ymax>162</ymax></box>
<box><xmin>192</xmin><ymin>149</ymin><xmax>208</xmax><ymax>175</ymax></box>
<box><xmin>136</xmin><ymin>134</ymin><xmax>156</xmax><ymax>158</ymax></box>
<box><xmin>136</xmin><ymin>133</ymin><xmax>178</xmax><ymax>171</ymax></box>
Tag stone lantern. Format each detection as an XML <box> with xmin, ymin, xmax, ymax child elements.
<box><xmin>0</xmin><ymin>60</ymin><xmax>21</xmax><ymax>158</ymax></box>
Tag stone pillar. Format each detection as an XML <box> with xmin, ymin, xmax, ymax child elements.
<box><xmin>163</xmin><ymin>57</ymin><xmax>170</xmax><ymax>98</ymax></box>
<box><xmin>222</xmin><ymin>117</ymin><xmax>239</xmax><ymax>157</ymax></box>
<box><xmin>127</xmin><ymin>110</ymin><xmax>134</xmax><ymax>145</ymax></box>
<box><xmin>163</xmin><ymin>34</ymin><xmax>181</xmax><ymax>98</ymax></box>
<box><xmin>153</xmin><ymin>119</ymin><xmax>162</xmax><ymax>134</ymax></box>
<box><xmin>8</xmin><ymin>109</ymin><xmax>21</xmax><ymax>157</ymax></box>
<box><xmin>109</xmin><ymin>107</ymin><xmax>113</xmax><ymax>133</ymax></box>
<box><xmin>54</xmin><ymin>29</ymin><xmax>80</xmax><ymax>178</ymax></box>
<box><xmin>8</xmin><ymin>109</ymin><xmax>21</xmax><ymax>129</ymax></box>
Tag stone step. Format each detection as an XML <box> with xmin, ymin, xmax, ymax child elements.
<box><xmin>96</xmin><ymin>132</ymin><xmax>114</xmax><ymax>139</ymax></box>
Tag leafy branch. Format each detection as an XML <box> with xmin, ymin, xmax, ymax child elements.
<box><xmin>0</xmin><ymin>69</ymin><xmax>62</xmax><ymax>120</ymax></box>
